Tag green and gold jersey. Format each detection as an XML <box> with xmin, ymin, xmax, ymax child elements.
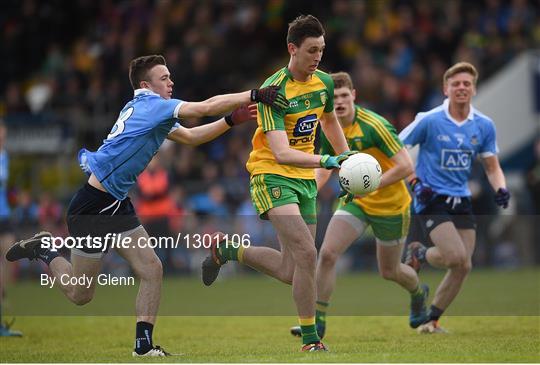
<box><xmin>246</xmin><ymin>67</ymin><xmax>334</xmax><ymax>180</ymax></box>
<box><xmin>320</xmin><ymin>105</ymin><xmax>411</xmax><ymax>216</ymax></box>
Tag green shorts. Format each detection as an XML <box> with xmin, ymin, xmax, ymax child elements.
<box><xmin>250</xmin><ymin>174</ymin><xmax>317</xmax><ymax>225</ymax></box>
<box><xmin>336</xmin><ymin>202</ymin><xmax>410</xmax><ymax>242</ymax></box>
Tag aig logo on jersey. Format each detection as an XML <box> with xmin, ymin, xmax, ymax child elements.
<box><xmin>441</xmin><ymin>149</ymin><xmax>473</xmax><ymax>170</ymax></box>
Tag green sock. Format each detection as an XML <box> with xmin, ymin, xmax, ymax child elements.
<box><xmin>410</xmin><ymin>284</ymin><xmax>424</xmax><ymax>298</ymax></box>
<box><xmin>299</xmin><ymin>317</ymin><xmax>320</xmax><ymax>345</ymax></box>
<box><xmin>216</xmin><ymin>240</ymin><xmax>245</xmax><ymax>262</ymax></box>
<box><xmin>315</xmin><ymin>301</ymin><xmax>329</xmax><ymax>327</ymax></box>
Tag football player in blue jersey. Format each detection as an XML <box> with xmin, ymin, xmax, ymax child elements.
<box><xmin>5</xmin><ymin>54</ymin><xmax>287</xmax><ymax>356</ymax></box>
<box><xmin>399</xmin><ymin>62</ymin><xmax>510</xmax><ymax>334</ymax></box>
<box><xmin>0</xmin><ymin>121</ymin><xmax>22</xmax><ymax>337</ymax></box>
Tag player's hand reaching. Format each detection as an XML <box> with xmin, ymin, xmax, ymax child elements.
<box><xmin>225</xmin><ymin>103</ymin><xmax>257</xmax><ymax>127</ymax></box>
<box><xmin>494</xmin><ymin>187</ymin><xmax>510</xmax><ymax>209</ymax></box>
<box><xmin>251</xmin><ymin>86</ymin><xmax>289</xmax><ymax>110</ymax></box>
<box><xmin>409</xmin><ymin>177</ymin><xmax>433</xmax><ymax>204</ymax></box>
<box><xmin>338</xmin><ymin>180</ymin><xmax>355</xmax><ymax>203</ymax></box>
<box><xmin>320</xmin><ymin>151</ymin><xmax>359</xmax><ymax>169</ymax></box>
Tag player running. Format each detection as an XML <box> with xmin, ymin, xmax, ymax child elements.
<box><xmin>5</xmin><ymin>54</ymin><xmax>286</xmax><ymax>356</ymax></box>
<box><xmin>400</xmin><ymin>62</ymin><xmax>510</xmax><ymax>333</ymax></box>
<box><xmin>0</xmin><ymin>121</ymin><xmax>22</xmax><ymax>337</ymax></box>
<box><xmin>288</xmin><ymin>72</ymin><xmax>428</xmax><ymax>339</ymax></box>
<box><xmin>201</xmin><ymin>15</ymin><xmax>352</xmax><ymax>352</ymax></box>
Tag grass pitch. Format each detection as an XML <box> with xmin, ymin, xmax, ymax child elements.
<box><xmin>1</xmin><ymin>268</ymin><xmax>539</xmax><ymax>362</ymax></box>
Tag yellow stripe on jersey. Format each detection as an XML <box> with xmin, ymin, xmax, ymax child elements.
<box><xmin>262</xmin><ymin>104</ymin><xmax>274</xmax><ymax>130</ymax></box>
<box><xmin>360</xmin><ymin>111</ymin><xmax>401</xmax><ymax>154</ymax></box>
<box><xmin>272</xmin><ymin>71</ymin><xmax>287</xmax><ymax>86</ymax></box>
<box><xmin>260</xmin><ymin>70</ymin><xmax>286</xmax><ymax>131</ymax></box>
<box><xmin>358</xmin><ymin>110</ymin><xmax>401</xmax><ymax>154</ymax></box>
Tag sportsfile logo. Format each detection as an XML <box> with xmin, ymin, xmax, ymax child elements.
<box><xmin>39</xmin><ymin>233</ymin><xmax>252</xmax><ymax>252</ymax></box>
<box><xmin>441</xmin><ymin>149</ymin><xmax>473</xmax><ymax>171</ymax></box>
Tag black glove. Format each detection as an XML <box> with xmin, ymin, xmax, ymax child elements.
<box><xmin>409</xmin><ymin>177</ymin><xmax>433</xmax><ymax>204</ymax></box>
<box><xmin>494</xmin><ymin>187</ymin><xmax>510</xmax><ymax>209</ymax></box>
<box><xmin>251</xmin><ymin>86</ymin><xmax>289</xmax><ymax>110</ymax></box>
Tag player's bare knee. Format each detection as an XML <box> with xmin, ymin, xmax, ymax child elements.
<box><xmin>379</xmin><ymin>267</ymin><xmax>398</xmax><ymax>281</ymax></box>
<box><xmin>319</xmin><ymin>247</ymin><xmax>339</xmax><ymax>268</ymax></box>
<box><xmin>278</xmin><ymin>270</ymin><xmax>294</xmax><ymax>285</ymax></box>
<box><xmin>444</xmin><ymin>250</ymin><xmax>467</xmax><ymax>268</ymax></box>
<box><xmin>455</xmin><ymin>258</ymin><xmax>472</xmax><ymax>275</ymax></box>
<box><xmin>72</xmin><ymin>290</ymin><xmax>94</xmax><ymax>306</ymax></box>
<box><xmin>137</xmin><ymin>256</ymin><xmax>163</xmax><ymax>281</ymax></box>
<box><xmin>293</xmin><ymin>245</ymin><xmax>317</xmax><ymax>269</ymax></box>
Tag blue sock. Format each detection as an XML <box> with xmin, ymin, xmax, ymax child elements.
<box><xmin>429</xmin><ymin>305</ymin><xmax>444</xmax><ymax>321</ymax></box>
<box><xmin>135</xmin><ymin>321</ymin><xmax>153</xmax><ymax>354</ymax></box>
<box><xmin>36</xmin><ymin>246</ymin><xmax>60</xmax><ymax>266</ymax></box>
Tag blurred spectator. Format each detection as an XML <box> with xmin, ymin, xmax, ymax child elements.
<box><xmin>136</xmin><ymin>155</ymin><xmax>176</xmax><ymax>271</ymax></box>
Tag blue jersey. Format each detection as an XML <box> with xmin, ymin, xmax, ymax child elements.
<box><xmin>0</xmin><ymin>149</ymin><xmax>9</xmax><ymax>218</ymax></box>
<box><xmin>85</xmin><ymin>89</ymin><xmax>183</xmax><ymax>200</ymax></box>
<box><xmin>399</xmin><ymin>99</ymin><xmax>498</xmax><ymax>199</ymax></box>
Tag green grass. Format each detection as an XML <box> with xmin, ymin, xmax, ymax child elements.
<box><xmin>1</xmin><ymin>268</ymin><xmax>539</xmax><ymax>362</ymax></box>
<box><xmin>1</xmin><ymin>316</ymin><xmax>538</xmax><ymax>362</ymax></box>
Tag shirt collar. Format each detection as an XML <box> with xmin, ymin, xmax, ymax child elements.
<box><xmin>134</xmin><ymin>88</ymin><xmax>159</xmax><ymax>97</ymax></box>
<box><xmin>443</xmin><ymin>98</ymin><xmax>475</xmax><ymax>126</ymax></box>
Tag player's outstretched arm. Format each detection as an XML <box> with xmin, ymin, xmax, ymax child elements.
<box><xmin>320</xmin><ymin>111</ymin><xmax>349</xmax><ymax>155</ymax></box>
<box><xmin>377</xmin><ymin>148</ymin><xmax>414</xmax><ymax>190</ymax></box>
<box><xmin>177</xmin><ymin>86</ymin><xmax>287</xmax><ymax>119</ymax></box>
<box><xmin>168</xmin><ymin>104</ymin><xmax>256</xmax><ymax>146</ymax></box>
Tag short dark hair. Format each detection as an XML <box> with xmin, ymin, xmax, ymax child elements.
<box><xmin>128</xmin><ymin>55</ymin><xmax>166</xmax><ymax>90</ymax></box>
<box><xmin>287</xmin><ymin>15</ymin><xmax>325</xmax><ymax>47</ymax></box>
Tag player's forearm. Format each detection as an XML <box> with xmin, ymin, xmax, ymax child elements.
<box><xmin>199</xmin><ymin>91</ymin><xmax>251</xmax><ymax>116</ymax></box>
<box><xmin>486</xmin><ymin>165</ymin><xmax>507</xmax><ymax>191</ymax></box>
<box><xmin>185</xmin><ymin>119</ymin><xmax>230</xmax><ymax>146</ymax></box>
<box><xmin>273</xmin><ymin>148</ymin><xmax>323</xmax><ymax>168</ymax></box>
<box><xmin>379</xmin><ymin>164</ymin><xmax>413</xmax><ymax>190</ymax></box>
<box><xmin>379</xmin><ymin>149</ymin><xmax>414</xmax><ymax>189</ymax></box>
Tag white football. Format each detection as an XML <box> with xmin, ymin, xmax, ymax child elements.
<box><xmin>339</xmin><ymin>153</ymin><xmax>382</xmax><ymax>195</ymax></box>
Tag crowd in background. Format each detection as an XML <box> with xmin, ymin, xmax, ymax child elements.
<box><xmin>1</xmin><ymin>0</ymin><xmax>539</xmax><ymax>277</ymax></box>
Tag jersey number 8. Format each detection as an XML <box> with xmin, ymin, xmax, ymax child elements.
<box><xmin>107</xmin><ymin>107</ymin><xmax>134</xmax><ymax>140</ymax></box>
